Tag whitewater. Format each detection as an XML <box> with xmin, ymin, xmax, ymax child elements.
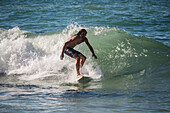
<box><xmin>0</xmin><ymin>25</ymin><xmax>104</xmax><ymax>84</ymax></box>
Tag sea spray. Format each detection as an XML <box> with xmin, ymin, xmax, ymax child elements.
<box><xmin>84</xmin><ymin>27</ymin><xmax>169</xmax><ymax>77</ymax></box>
<box><xmin>0</xmin><ymin>25</ymin><xmax>103</xmax><ymax>84</ymax></box>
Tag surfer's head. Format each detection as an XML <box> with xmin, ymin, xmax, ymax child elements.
<box><xmin>77</xmin><ymin>29</ymin><xmax>87</xmax><ymax>37</ymax></box>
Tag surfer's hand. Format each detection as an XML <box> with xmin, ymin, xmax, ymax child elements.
<box><xmin>60</xmin><ymin>53</ymin><xmax>64</xmax><ymax>60</ymax></box>
<box><xmin>92</xmin><ymin>54</ymin><xmax>97</xmax><ymax>59</ymax></box>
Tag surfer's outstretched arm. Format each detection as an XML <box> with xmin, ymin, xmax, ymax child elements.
<box><xmin>84</xmin><ymin>38</ymin><xmax>97</xmax><ymax>59</ymax></box>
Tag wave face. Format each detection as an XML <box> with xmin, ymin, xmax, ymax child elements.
<box><xmin>86</xmin><ymin>27</ymin><xmax>170</xmax><ymax>76</ymax></box>
<box><xmin>0</xmin><ymin>25</ymin><xmax>169</xmax><ymax>86</ymax></box>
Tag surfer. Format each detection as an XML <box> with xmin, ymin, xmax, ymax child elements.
<box><xmin>60</xmin><ymin>29</ymin><xmax>97</xmax><ymax>76</ymax></box>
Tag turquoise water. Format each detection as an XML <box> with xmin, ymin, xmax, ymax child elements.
<box><xmin>0</xmin><ymin>0</ymin><xmax>170</xmax><ymax>112</ymax></box>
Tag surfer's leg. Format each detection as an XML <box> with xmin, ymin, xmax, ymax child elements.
<box><xmin>73</xmin><ymin>54</ymin><xmax>86</xmax><ymax>76</ymax></box>
<box><xmin>73</xmin><ymin>53</ymin><xmax>85</xmax><ymax>76</ymax></box>
<box><xmin>75</xmin><ymin>56</ymin><xmax>81</xmax><ymax>75</ymax></box>
<box><xmin>79</xmin><ymin>54</ymin><xmax>86</xmax><ymax>68</ymax></box>
<box><xmin>64</xmin><ymin>47</ymin><xmax>84</xmax><ymax>76</ymax></box>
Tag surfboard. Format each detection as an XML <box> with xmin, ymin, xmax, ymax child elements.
<box><xmin>77</xmin><ymin>75</ymin><xmax>92</xmax><ymax>84</ymax></box>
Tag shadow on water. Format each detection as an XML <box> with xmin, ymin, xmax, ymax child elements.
<box><xmin>61</xmin><ymin>80</ymin><xmax>93</xmax><ymax>92</ymax></box>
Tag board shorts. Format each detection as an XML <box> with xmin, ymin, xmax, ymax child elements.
<box><xmin>64</xmin><ymin>47</ymin><xmax>81</xmax><ymax>58</ymax></box>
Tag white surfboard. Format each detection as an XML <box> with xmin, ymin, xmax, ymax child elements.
<box><xmin>76</xmin><ymin>75</ymin><xmax>92</xmax><ymax>84</ymax></box>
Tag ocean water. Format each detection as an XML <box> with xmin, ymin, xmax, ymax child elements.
<box><xmin>0</xmin><ymin>0</ymin><xmax>170</xmax><ymax>113</ymax></box>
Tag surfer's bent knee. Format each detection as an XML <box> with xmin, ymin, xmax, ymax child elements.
<box><xmin>82</xmin><ymin>56</ymin><xmax>86</xmax><ymax>61</ymax></box>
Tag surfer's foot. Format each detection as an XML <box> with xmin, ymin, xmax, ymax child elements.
<box><xmin>77</xmin><ymin>74</ymin><xmax>83</xmax><ymax>78</ymax></box>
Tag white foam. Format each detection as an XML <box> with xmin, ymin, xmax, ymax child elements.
<box><xmin>0</xmin><ymin>25</ymin><xmax>103</xmax><ymax>84</ymax></box>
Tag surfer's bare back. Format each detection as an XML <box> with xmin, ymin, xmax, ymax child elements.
<box><xmin>60</xmin><ymin>29</ymin><xmax>97</xmax><ymax>76</ymax></box>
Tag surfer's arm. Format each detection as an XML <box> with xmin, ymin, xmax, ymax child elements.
<box><xmin>60</xmin><ymin>42</ymin><xmax>68</xmax><ymax>60</ymax></box>
<box><xmin>84</xmin><ymin>38</ymin><xmax>97</xmax><ymax>59</ymax></box>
